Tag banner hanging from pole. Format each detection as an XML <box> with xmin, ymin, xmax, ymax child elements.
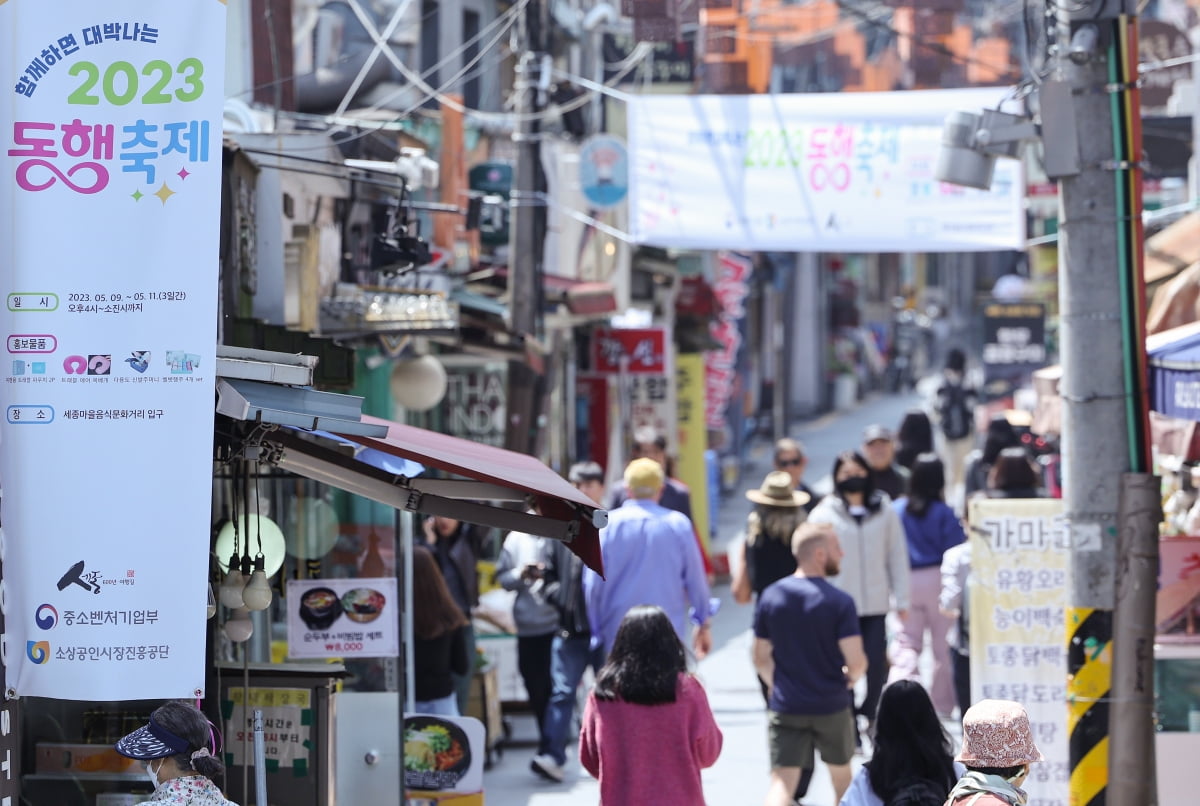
<box><xmin>968</xmin><ymin>498</ymin><xmax>1070</xmax><ymax>806</ymax></box>
<box><xmin>1</xmin><ymin>0</ymin><xmax>226</xmax><ymax>699</ymax></box>
<box><xmin>628</xmin><ymin>88</ymin><xmax>1024</xmax><ymax>252</ymax></box>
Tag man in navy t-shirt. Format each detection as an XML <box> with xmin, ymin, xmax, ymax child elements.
<box><xmin>753</xmin><ymin>523</ymin><xmax>866</xmax><ymax>806</ymax></box>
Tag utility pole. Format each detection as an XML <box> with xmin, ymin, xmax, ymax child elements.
<box><xmin>506</xmin><ymin>0</ymin><xmax>549</xmax><ymax>456</ymax></box>
<box><xmin>1055</xmin><ymin>2</ymin><xmax>1158</xmax><ymax>804</ymax></box>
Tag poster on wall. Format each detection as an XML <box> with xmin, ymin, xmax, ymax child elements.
<box><xmin>1</xmin><ymin>0</ymin><xmax>225</xmax><ymax>699</ymax></box>
<box><xmin>402</xmin><ymin>714</ymin><xmax>485</xmax><ymax>795</ymax></box>
<box><xmin>224</xmin><ymin>688</ymin><xmax>312</xmax><ymax>771</ymax></box>
<box><xmin>286</xmin><ymin>578</ymin><xmax>399</xmax><ymax>659</ymax></box>
<box><xmin>628</xmin><ymin>88</ymin><xmax>1024</xmax><ymax>252</ymax></box>
<box><xmin>968</xmin><ymin>498</ymin><xmax>1069</xmax><ymax>806</ymax></box>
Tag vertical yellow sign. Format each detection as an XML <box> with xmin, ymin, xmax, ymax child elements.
<box><xmin>676</xmin><ymin>353</ymin><xmax>709</xmax><ymax>550</ymax></box>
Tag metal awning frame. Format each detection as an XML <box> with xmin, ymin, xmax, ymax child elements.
<box><xmin>246</xmin><ymin>425</ymin><xmax>583</xmax><ymax>543</ymax></box>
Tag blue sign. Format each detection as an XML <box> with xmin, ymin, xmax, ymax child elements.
<box><xmin>579</xmin><ymin>135</ymin><xmax>629</xmax><ymax>210</ymax></box>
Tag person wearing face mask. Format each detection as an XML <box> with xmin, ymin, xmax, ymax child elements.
<box><xmin>115</xmin><ymin>700</ymin><xmax>237</xmax><ymax>805</ymax></box>
<box><xmin>807</xmin><ymin>451</ymin><xmax>910</xmax><ymax>745</ymax></box>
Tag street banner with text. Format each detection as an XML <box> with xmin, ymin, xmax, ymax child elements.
<box><xmin>1</xmin><ymin>0</ymin><xmax>225</xmax><ymax>699</ymax></box>
<box><xmin>968</xmin><ymin>498</ymin><xmax>1069</xmax><ymax>806</ymax></box>
<box><xmin>628</xmin><ymin>88</ymin><xmax>1024</xmax><ymax>252</ymax></box>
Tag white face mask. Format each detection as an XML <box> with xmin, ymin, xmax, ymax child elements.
<box><xmin>145</xmin><ymin>759</ymin><xmax>163</xmax><ymax>789</ymax></box>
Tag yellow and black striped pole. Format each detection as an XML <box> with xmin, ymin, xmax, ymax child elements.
<box><xmin>1067</xmin><ymin>608</ymin><xmax>1112</xmax><ymax>806</ymax></box>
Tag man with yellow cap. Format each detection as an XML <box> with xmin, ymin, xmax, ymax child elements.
<box><xmin>582</xmin><ymin>457</ymin><xmax>713</xmax><ymax>659</ymax></box>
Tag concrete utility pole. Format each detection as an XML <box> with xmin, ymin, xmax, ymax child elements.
<box><xmin>1055</xmin><ymin>2</ymin><xmax>1158</xmax><ymax>804</ymax></box>
<box><xmin>506</xmin><ymin>0</ymin><xmax>549</xmax><ymax>455</ymax></box>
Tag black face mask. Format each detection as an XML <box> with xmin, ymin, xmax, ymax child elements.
<box><xmin>836</xmin><ymin>476</ymin><xmax>868</xmax><ymax>495</ymax></box>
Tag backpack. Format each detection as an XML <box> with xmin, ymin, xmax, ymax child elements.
<box><xmin>887</xmin><ymin>777</ymin><xmax>951</xmax><ymax>806</ymax></box>
<box><xmin>938</xmin><ymin>382</ymin><xmax>973</xmax><ymax>441</ymax></box>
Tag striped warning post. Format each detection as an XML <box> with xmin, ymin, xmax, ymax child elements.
<box><xmin>1067</xmin><ymin>607</ymin><xmax>1112</xmax><ymax>806</ymax></box>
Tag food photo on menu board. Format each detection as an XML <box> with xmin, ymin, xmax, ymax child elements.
<box><xmin>285</xmin><ymin>578</ymin><xmax>399</xmax><ymax>659</ymax></box>
<box><xmin>403</xmin><ymin>715</ymin><xmax>485</xmax><ymax>794</ymax></box>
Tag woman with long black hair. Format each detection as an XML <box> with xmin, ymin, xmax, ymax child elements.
<box><xmin>411</xmin><ymin>546</ymin><xmax>470</xmax><ymax>715</ymax></box>
<box><xmin>839</xmin><ymin>680</ymin><xmax>962</xmax><ymax>806</ymax></box>
<box><xmin>808</xmin><ymin>451</ymin><xmax>910</xmax><ymax>741</ymax></box>
<box><xmin>579</xmin><ymin>605</ymin><xmax>722</xmax><ymax>805</ymax></box>
<box><xmin>890</xmin><ymin>453</ymin><xmax>964</xmax><ymax>718</ymax></box>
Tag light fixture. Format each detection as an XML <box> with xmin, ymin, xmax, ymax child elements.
<box><xmin>214</xmin><ymin>515</ymin><xmax>287</xmax><ymax>576</ymax></box>
<box><xmin>218</xmin><ymin>546</ymin><xmax>246</xmax><ymax>609</ymax></box>
<box><xmin>934</xmin><ymin>109</ymin><xmax>1037</xmax><ymax>191</ymax></box>
<box><xmin>1068</xmin><ymin>24</ymin><xmax>1100</xmax><ymax>65</ymax></box>
<box><xmin>242</xmin><ymin>556</ymin><xmax>273</xmax><ymax>611</ymax></box>
<box><xmin>206</xmin><ymin>583</ymin><xmax>217</xmax><ymax>620</ymax></box>
<box><xmin>224</xmin><ymin>607</ymin><xmax>254</xmax><ymax>643</ymax></box>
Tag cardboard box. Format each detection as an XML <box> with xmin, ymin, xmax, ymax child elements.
<box><xmin>35</xmin><ymin>743</ymin><xmax>142</xmax><ymax>775</ymax></box>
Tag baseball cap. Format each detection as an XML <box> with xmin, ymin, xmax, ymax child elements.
<box><xmin>568</xmin><ymin>461</ymin><xmax>604</xmax><ymax>484</ymax></box>
<box><xmin>862</xmin><ymin>424</ymin><xmax>893</xmax><ymax>443</ymax></box>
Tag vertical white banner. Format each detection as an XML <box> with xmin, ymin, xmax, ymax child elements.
<box><xmin>1</xmin><ymin>1</ymin><xmax>226</xmax><ymax>699</ymax></box>
<box><xmin>968</xmin><ymin>498</ymin><xmax>1070</xmax><ymax>806</ymax></box>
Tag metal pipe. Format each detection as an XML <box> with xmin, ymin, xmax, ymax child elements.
<box><xmin>403</xmin><ymin>510</ymin><xmax>416</xmax><ymax>714</ymax></box>
<box><xmin>253</xmin><ymin>708</ymin><xmax>268</xmax><ymax>806</ymax></box>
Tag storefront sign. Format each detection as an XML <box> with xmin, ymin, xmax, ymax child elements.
<box><xmin>705</xmin><ymin>252</ymin><xmax>750</xmax><ymax>433</ymax></box>
<box><xmin>1</xmin><ymin>0</ymin><xmax>225</xmax><ymax>699</ymax></box>
<box><xmin>286</xmin><ymin>578</ymin><xmax>399</xmax><ymax>659</ymax></box>
<box><xmin>628</xmin><ymin>88</ymin><xmax>1024</xmax><ymax>251</ymax></box>
<box><xmin>224</xmin><ymin>687</ymin><xmax>311</xmax><ymax>771</ymax></box>
<box><xmin>402</xmin><ymin>714</ymin><xmax>485</xmax><ymax>795</ymax></box>
<box><xmin>441</xmin><ymin>362</ymin><xmax>507</xmax><ymax>448</ymax></box>
<box><xmin>591</xmin><ymin>327</ymin><xmax>667</xmax><ymax>374</ymax></box>
<box><xmin>982</xmin><ymin>301</ymin><xmax>1047</xmax><ymax>383</ymax></box>
<box><xmin>579</xmin><ymin>135</ymin><xmax>629</xmax><ymax>210</ymax></box>
<box><xmin>969</xmin><ymin>498</ymin><xmax>1069</xmax><ymax>806</ymax></box>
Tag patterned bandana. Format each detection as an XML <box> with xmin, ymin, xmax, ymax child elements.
<box><xmin>946</xmin><ymin>771</ymin><xmax>1029</xmax><ymax>806</ymax></box>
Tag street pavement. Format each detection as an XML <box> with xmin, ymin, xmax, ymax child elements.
<box><xmin>483</xmin><ymin>382</ymin><xmax>952</xmax><ymax>805</ymax></box>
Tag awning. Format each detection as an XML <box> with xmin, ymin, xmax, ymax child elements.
<box><xmin>341</xmin><ymin>415</ymin><xmax>605</xmax><ymax>573</ymax></box>
<box><xmin>1145</xmin><ymin>211</ymin><xmax>1200</xmax><ymax>285</ymax></box>
<box><xmin>240</xmin><ymin>420</ymin><xmax>605</xmax><ymax>574</ymax></box>
<box><xmin>1148</xmin><ymin>321</ymin><xmax>1200</xmax><ymax>421</ymax></box>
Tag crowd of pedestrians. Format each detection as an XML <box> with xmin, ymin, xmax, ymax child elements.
<box><xmin>403</xmin><ymin>346</ymin><xmax>1056</xmax><ymax>805</ymax></box>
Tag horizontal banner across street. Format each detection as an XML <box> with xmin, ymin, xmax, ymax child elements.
<box><xmin>628</xmin><ymin>88</ymin><xmax>1024</xmax><ymax>252</ymax></box>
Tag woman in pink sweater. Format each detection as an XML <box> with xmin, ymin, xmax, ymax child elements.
<box><xmin>580</xmin><ymin>605</ymin><xmax>723</xmax><ymax>805</ymax></box>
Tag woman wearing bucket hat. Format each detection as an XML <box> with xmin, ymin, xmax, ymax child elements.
<box><xmin>945</xmin><ymin>699</ymin><xmax>1044</xmax><ymax>806</ymax></box>
<box><xmin>115</xmin><ymin>700</ymin><xmax>238</xmax><ymax>805</ymax></box>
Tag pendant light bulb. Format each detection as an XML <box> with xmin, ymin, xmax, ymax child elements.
<box><xmin>242</xmin><ymin>556</ymin><xmax>273</xmax><ymax>611</ymax></box>
<box><xmin>219</xmin><ymin>552</ymin><xmax>246</xmax><ymax>609</ymax></box>
<box><xmin>206</xmin><ymin>583</ymin><xmax>218</xmax><ymax>620</ymax></box>
<box><xmin>224</xmin><ymin>607</ymin><xmax>254</xmax><ymax>643</ymax></box>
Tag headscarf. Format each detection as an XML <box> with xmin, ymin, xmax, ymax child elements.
<box><xmin>945</xmin><ymin>771</ymin><xmax>1028</xmax><ymax>806</ymax></box>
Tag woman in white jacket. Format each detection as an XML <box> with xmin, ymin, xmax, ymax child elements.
<box><xmin>808</xmin><ymin>451</ymin><xmax>911</xmax><ymax>739</ymax></box>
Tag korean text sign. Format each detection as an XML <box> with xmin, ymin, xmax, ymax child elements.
<box><xmin>286</xmin><ymin>579</ymin><xmax>399</xmax><ymax>659</ymax></box>
<box><xmin>1</xmin><ymin>1</ymin><xmax>225</xmax><ymax>699</ymax></box>
<box><xmin>968</xmin><ymin>498</ymin><xmax>1069</xmax><ymax>806</ymax></box>
<box><xmin>628</xmin><ymin>88</ymin><xmax>1024</xmax><ymax>252</ymax></box>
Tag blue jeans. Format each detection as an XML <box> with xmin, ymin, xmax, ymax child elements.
<box><xmin>414</xmin><ymin>693</ymin><xmax>460</xmax><ymax>716</ymax></box>
<box><xmin>541</xmin><ymin>634</ymin><xmax>606</xmax><ymax>765</ymax></box>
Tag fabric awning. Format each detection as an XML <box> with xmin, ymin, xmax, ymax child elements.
<box><xmin>1148</xmin><ymin>321</ymin><xmax>1200</xmax><ymax>421</ymax></box>
<box><xmin>245</xmin><ymin>419</ymin><xmax>605</xmax><ymax>574</ymax></box>
<box><xmin>340</xmin><ymin>415</ymin><xmax>605</xmax><ymax>574</ymax></box>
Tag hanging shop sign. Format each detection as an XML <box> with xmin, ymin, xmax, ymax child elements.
<box><xmin>981</xmin><ymin>301</ymin><xmax>1047</xmax><ymax>384</ymax></box>
<box><xmin>579</xmin><ymin>135</ymin><xmax>629</xmax><ymax>210</ymax></box>
<box><xmin>286</xmin><ymin>578</ymin><xmax>399</xmax><ymax>659</ymax></box>
<box><xmin>968</xmin><ymin>498</ymin><xmax>1069</xmax><ymax>804</ymax></box>
<box><xmin>1</xmin><ymin>0</ymin><xmax>226</xmax><ymax>699</ymax></box>
<box><xmin>591</xmin><ymin>327</ymin><xmax>667</xmax><ymax>375</ymax></box>
<box><xmin>705</xmin><ymin>252</ymin><xmax>750</xmax><ymax>434</ymax></box>
<box><xmin>628</xmin><ymin>88</ymin><xmax>1024</xmax><ymax>251</ymax></box>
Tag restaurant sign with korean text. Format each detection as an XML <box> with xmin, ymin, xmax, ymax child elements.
<box><xmin>1</xmin><ymin>0</ymin><xmax>225</xmax><ymax>699</ymax></box>
<box><xmin>591</xmin><ymin>328</ymin><xmax>667</xmax><ymax>375</ymax></box>
<box><xmin>286</xmin><ymin>579</ymin><xmax>399</xmax><ymax>659</ymax></box>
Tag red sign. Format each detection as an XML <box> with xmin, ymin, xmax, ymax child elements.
<box><xmin>591</xmin><ymin>328</ymin><xmax>667</xmax><ymax>374</ymax></box>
